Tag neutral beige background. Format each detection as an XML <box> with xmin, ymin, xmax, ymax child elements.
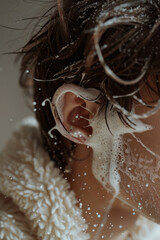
<box><xmin>0</xmin><ymin>0</ymin><xmax>50</xmax><ymax>150</ymax></box>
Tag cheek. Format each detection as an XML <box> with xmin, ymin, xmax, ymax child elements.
<box><xmin>119</xmin><ymin>127</ymin><xmax>160</xmax><ymax>223</ymax></box>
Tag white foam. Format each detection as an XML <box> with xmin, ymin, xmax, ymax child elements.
<box><xmin>86</xmin><ymin>104</ymin><xmax>151</xmax><ymax>195</ymax></box>
<box><xmin>84</xmin><ymin>101</ymin><xmax>151</xmax><ymax>240</ymax></box>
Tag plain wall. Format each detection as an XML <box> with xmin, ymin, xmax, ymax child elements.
<box><xmin>0</xmin><ymin>0</ymin><xmax>50</xmax><ymax>150</ymax></box>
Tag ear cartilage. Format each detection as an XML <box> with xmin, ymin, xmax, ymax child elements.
<box><xmin>80</xmin><ymin>105</ymin><xmax>95</xmax><ymax>116</ymax></box>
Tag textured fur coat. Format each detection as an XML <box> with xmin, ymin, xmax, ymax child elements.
<box><xmin>0</xmin><ymin>117</ymin><xmax>89</xmax><ymax>240</ymax></box>
<box><xmin>0</xmin><ymin>117</ymin><xmax>160</xmax><ymax>240</ymax></box>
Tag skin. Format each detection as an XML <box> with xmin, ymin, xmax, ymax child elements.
<box><xmin>66</xmin><ymin>112</ymin><xmax>160</xmax><ymax>239</ymax></box>
<box><xmin>118</xmin><ymin>105</ymin><xmax>160</xmax><ymax>223</ymax></box>
<box><xmin>55</xmin><ymin>82</ymin><xmax>160</xmax><ymax>239</ymax></box>
<box><xmin>66</xmin><ymin>144</ymin><xmax>139</xmax><ymax>240</ymax></box>
<box><xmin>118</xmin><ymin>81</ymin><xmax>160</xmax><ymax>223</ymax></box>
<box><xmin>67</xmin><ymin>105</ymin><xmax>160</xmax><ymax>239</ymax></box>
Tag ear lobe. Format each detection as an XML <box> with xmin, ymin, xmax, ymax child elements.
<box><xmin>51</xmin><ymin>84</ymin><xmax>100</xmax><ymax>144</ymax></box>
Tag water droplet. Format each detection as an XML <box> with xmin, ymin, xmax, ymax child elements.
<box><xmin>79</xmin><ymin>203</ymin><xmax>83</xmax><ymax>208</ymax></box>
<box><xmin>8</xmin><ymin>175</ymin><xmax>13</xmax><ymax>180</ymax></box>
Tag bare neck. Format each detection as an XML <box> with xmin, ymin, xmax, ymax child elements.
<box><xmin>66</xmin><ymin>144</ymin><xmax>138</xmax><ymax>240</ymax></box>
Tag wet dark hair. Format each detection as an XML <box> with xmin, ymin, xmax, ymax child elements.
<box><xmin>19</xmin><ymin>0</ymin><xmax>160</xmax><ymax>171</ymax></box>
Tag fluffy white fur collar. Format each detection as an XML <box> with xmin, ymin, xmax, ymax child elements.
<box><xmin>0</xmin><ymin>117</ymin><xmax>89</xmax><ymax>240</ymax></box>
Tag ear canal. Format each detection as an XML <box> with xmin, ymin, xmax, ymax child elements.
<box><xmin>51</xmin><ymin>84</ymin><xmax>100</xmax><ymax>144</ymax></box>
<box><xmin>64</xmin><ymin>93</ymin><xmax>93</xmax><ymax>142</ymax></box>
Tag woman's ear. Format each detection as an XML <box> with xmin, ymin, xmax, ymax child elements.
<box><xmin>51</xmin><ymin>84</ymin><xmax>100</xmax><ymax>144</ymax></box>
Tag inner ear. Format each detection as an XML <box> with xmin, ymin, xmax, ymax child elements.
<box><xmin>51</xmin><ymin>84</ymin><xmax>100</xmax><ymax>144</ymax></box>
<box><xmin>64</xmin><ymin>92</ymin><xmax>93</xmax><ymax>136</ymax></box>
